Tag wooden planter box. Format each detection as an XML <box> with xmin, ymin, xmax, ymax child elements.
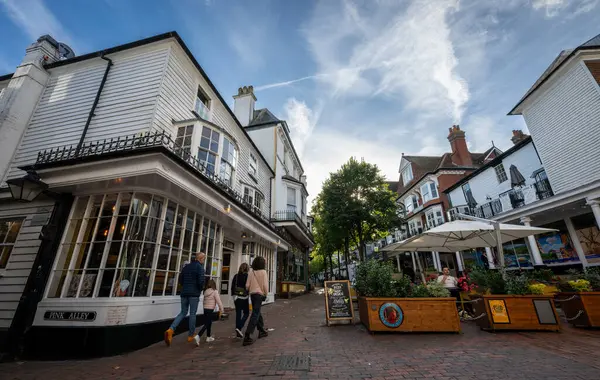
<box><xmin>555</xmin><ymin>292</ymin><xmax>600</xmax><ymax>328</ymax></box>
<box><xmin>471</xmin><ymin>295</ymin><xmax>560</xmax><ymax>332</ymax></box>
<box><xmin>358</xmin><ymin>297</ymin><xmax>460</xmax><ymax>333</ymax></box>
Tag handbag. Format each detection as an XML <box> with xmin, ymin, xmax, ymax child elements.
<box><xmin>234</xmin><ymin>274</ymin><xmax>248</xmax><ymax>297</ymax></box>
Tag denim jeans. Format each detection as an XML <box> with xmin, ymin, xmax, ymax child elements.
<box><xmin>170</xmin><ymin>296</ymin><xmax>200</xmax><ymax>337</ymax></box>
<box><xmin>245</xmin><ymin>293</ymin><xmax>265</xmax><ymax>336</ymax></box>
<box><xmin>234</xmin><ymin>298</ymin><xmax>250</xmax><ymax>330</ymax></box>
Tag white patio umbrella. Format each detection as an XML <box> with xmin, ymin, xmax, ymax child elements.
<box><xmin>383</xmin><ymin>219</ymin><xmax>556</xmax><ymax>276</ymax></box>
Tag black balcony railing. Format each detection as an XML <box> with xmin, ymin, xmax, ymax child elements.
<box><xmin>34</xmin><ymin>131</ymin><xmax>277</xmax><ymax>231</ymax></box>
<box><xmin>534</xmin><ymin>178</ymin><xmax>554</xmax><ymax>200</ymax></box>
<box><xmin>271</xmin><ymin>210</ymin><xmax>313</xmax><ymax>238</ymax></box>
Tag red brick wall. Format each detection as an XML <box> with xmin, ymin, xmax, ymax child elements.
<box><xmin>585</xmin><ymin>60</ymin><xmax>600</xmax><ymax>85</ymax></box>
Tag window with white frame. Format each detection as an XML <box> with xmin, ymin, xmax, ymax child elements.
<box><xmin>420</xmin><ymin>182</ymin><xmax>439</xmax><ymax>203</ymax></box>
<box><xmin>404</xmin><ymin>196</ymin><xmax>414</xmax><ymax>213</ymax></box>
<box><xmin>402</xmin><ymin>165</ymin><xmax>413</xmax><ymax>184</ymax></box>
<box><xmin>243</xmin><ymin>186</ymin><xmax>263</xmax><ymax>214</ymax></box>
<box><xmin>494</xmin><ymin>163</ymin><xmax>508</xmax><ymax>183</ymax></box>
<box><xmin>219</xmin><ymin>137</ymin><xmax>238</xmax><ymax>186</ymax></box>
<box><xmin>287</xmin><ymin>187</ymin><xmax>297</xmax><ymax>211</ymax></box>
<box><xmin>249</xmin><ymin>153</ymin><xmax>258</xmax><ymax>177</ymax></box>
<box><xmin>0</xmin><ymin>218</ymin><xmax>24</xmax><ymax>269</ymax></box>
<box><xmin>195</xmin><ymin>87</ymin><xmax>210</xmax><ymax>120</ymax></box>
<box><xmin>45</xmin><ymin>192</ymin><xmax>222</xmax><ymax>299</ymax></box>
<box><xmin>198</xmin><ymin>126</ymin><xmax>220</xmax><ymax>174</ymax></box>
<box><xmin>425</xmin><ymin>207</ymin><xmax>445</xmax><ymax>229</ymax></box>
<box><xmin>175</xmin><ymin>125</ymin><xmax>194</xmax><ymax>157</ymax></box>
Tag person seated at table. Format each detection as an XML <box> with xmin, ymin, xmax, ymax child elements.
<box><xmin>437</xmin><ymin>267</ymin><xmax>460</xmax><ymax>299</ymax></box>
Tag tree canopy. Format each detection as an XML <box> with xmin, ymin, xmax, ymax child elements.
<box><xmin>311</xmin><ymin>157</ymin><xmax>403</xmax><ymax>263</ymax></box>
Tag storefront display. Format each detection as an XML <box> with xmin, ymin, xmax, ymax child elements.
<box><xmin>572</xmin><ymin>213</ymin><xmax>600</xmax><ymax>264</ymax></box>
<box><xmin>536</xmin><ymin>221</ymin><xmax>579</xmax><ymax>265</ymax></box>
<box><xmin>502</xmin><ymin>239</ymin><xmax>533</xmax><ymax>268</ymax></box>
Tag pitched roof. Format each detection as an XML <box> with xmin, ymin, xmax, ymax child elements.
<box><xmin>249</xmin><ymin>108</ymin><xmax>281</xmax><ymax>126</ymax></box>
<box><xmin>509</xmin><ymin>33</ymin><xmax>600</xmax><ymax>115</ymax></box>
<box><xmin>386</xmin><ymin>181</ymin><xmax>399</xmax><ymax>194</ymax></box>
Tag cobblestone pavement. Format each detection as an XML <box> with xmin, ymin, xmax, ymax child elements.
<box><xmin>3</xmin><ymin>292</ymin><xmax>600</xmax><ymax>380</ymax></box>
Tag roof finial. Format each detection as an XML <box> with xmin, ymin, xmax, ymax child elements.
<box><xmin>491</xmin><ymin>140</ymin><xmax>495</xmax><ymax>147</ymax></box>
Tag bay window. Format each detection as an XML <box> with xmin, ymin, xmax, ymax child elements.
<box><xmin>175</xmin><ymin>125</ymin><xmax>193</xmax><ymax>157</ymax></box>
<box><xmin>220</xmin><ymin>137</ymin><xmax>238</xmax><ymax>186</ymax></box>
<box><xmin>420</xmin><ymin>182</ymin><xmax>439</xmax><ymax>203</ymax></box>
<box><xmin>426</xmin><ymin>207</ymin><xmax>445</xmax><ymax>229</ymax></box>
<box><xmin>198</xmin><ymin>126</ymin><xmax>219</xmax><ymax>174</ymax></box>
<box><xmin>46</xmin><ymin>192</ymin><xmax>222</xmax><ymax>299</ymax></box>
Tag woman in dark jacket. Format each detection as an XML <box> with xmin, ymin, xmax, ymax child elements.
<box><xmin>231</xmin><ymin>263</ymin><xmax>250</xmax><ymax>338</ymax></box>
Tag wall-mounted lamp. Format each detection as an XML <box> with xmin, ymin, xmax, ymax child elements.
<box><xmin>241</xmin><ymin>232</ymin><xmax>247</xmax><ymax>239</ymax></box>
<box><xmin>224</xmin><ymin>204</ymin><xmax>232</xmax><ymax>213</ymax></box>
<box><xmin>7</xmin><ymin>170</ymin><xmax>49</xmax><ymax>202</ymax></box>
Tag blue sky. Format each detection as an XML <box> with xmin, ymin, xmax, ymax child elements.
<box><xmin>1</xmin><ymin>0</ymin><xmax>599</xmax><ymax>205</ymax></box>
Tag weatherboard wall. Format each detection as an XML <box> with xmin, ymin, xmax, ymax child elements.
<box><xmin>521</xmin><ymin>58</ymin><xmax>600</xmax><ymax>195</ymax></box>
<box><xmin>4</xmin><ymin>41</ymin><xmax>173</xmax><ymax>183</ymax></box>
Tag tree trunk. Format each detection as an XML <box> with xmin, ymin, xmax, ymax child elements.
<box><xmin>357</xmin><ymin>222</ymin><xmax>365</xmax><ymax>262</ymax></box>
<box><xmin>344</xmin><ymin>236</ymin><xmax>350</xmax><ymax>280</ymax></box>
<box><xmin>323</xmin><ymin>254</ymin><xmax>329</xmax><ymax>281</ymax></box>
<box><xmin>337</xmin><ymin>250</ymin><xmax>342</xmax><ymax>279</ymax></box>
<box><xmin>329</xmin><ymin>253</ymin><xmax>335</xmax><ymax>279</ymax></box>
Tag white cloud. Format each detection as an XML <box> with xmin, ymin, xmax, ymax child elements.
<box><xmin>0</xmin><ymin>0</ymin><xmax>81</xmax><ymax>51</ymax></box>
<box><xmin>531</xmin><ymin>0</ymin><xmax>599</xmax><ymax>18</ymax></box>
<box><xmin>304</xmin><ymin>0</ymin><xmax>469</xmax><ymax>122</ymax></box>
<box><xmin>283</xmin><ymin>98</ymin><xmax>321</xmax><ymax>159</ymax></box>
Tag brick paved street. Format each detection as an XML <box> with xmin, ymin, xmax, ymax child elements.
<box><xmin>3</xmin><ymin>292</ymin><xmax>600</xmax><ymax>380</ymax></box>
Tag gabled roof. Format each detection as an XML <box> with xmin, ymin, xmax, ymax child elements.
<box><xmin>249</xmin><ymin>108</ymin><xmax>281</xmax><ymax>126</ymax></box>
<box><xmin>509</xmin><ymin>32</ymin><xmax>600</xmax><ymax>115</ymax></box>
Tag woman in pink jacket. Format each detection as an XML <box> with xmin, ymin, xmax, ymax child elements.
<box><xmin>243</xmin><ymin>256</ymin><xmax>269</xmax><ymax>346</ymax></box>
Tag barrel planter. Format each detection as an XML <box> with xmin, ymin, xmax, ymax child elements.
<box><xmin>555</xmin><ymin>292</ymin><xmax>600</xmax><ymax>328</ymax></box>
<box><xmin>471</xmin><ymin>295</ymin><xmax>560</xmax><ymax>332</ymax></box>
<box><xmin>358</xmin><ymin>297</ymin><xmax>460</xmax><ymax>333</ymax></box>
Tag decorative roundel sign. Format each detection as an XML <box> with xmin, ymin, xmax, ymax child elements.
<box><xmin>379</xmin><ymin>302</ymin><xmax>404</xmax><ymax>328</ymax></box>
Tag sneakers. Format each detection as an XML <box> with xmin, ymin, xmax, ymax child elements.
<box><xmin>194</xmin><ymin>335</ymin><xmax>201</xmax><ymax>346</ymax></box>
<box><xmin>258</xmin><ymin>331</ymin><xmax>269</xmax><ymax>339</ymax></box>
<box><xmin>206</xmin><ymin>336</ymin><xmax>215</xmax><ymax>343</ymax></box>
<box><xmin>243</xmin><ymin>335</ymin><xmax>254</xmax><ymax>346</ymax></box>
<box><xmin>235</xmin><ymin>328</ymin><xmax>244</xmax><ymax>338</ymax></box>
<box><xmin>164</xmin><ymin>328</ymin><xmax>174</xmax><ymax>347</ymax></box>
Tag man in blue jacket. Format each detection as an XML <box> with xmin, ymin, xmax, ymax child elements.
<box><xmin>164</xmin><ymin>252</ymin><xmax>206</xmax><ymax>346</ymax></box>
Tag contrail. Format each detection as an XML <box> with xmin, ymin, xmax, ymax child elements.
<box><xmin>254</xmin><ymin>73</ymin><xmax>326</xmax><ymax>91</ymax></box>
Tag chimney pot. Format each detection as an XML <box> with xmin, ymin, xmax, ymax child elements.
<box><xmin>511</xmin><ymin>129</ymin><xmax>528</xmax><ymax>145</ymax></box>
<box><xmin>447</xmin><ymin>124</ymin><xmax>472</xmax><ymax>167</ymax></box>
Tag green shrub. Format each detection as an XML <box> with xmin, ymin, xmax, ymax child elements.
<box><xmin>410</xmin><ymin>284</ymin><xmax>430</xmax><ymax>298</ymax></box>
<box><xmin>354</xmin><ymin>259</ymin><xmax>397</xmax><ymax>297</ymax></box>
<box><xmin>426</xmin><ymin>281</ymin><xmax>451</xmax><ymax>297</ymax></box>
<box><xmin>469</xmin><ymin>267</ymin><xmax>507</xmax><ymax>295</ymax></box>
<box><xmin>505</xmin><ymin>273</ymin><xmax>530</xmax><ymax>295</ymax></box>
<box><xmin>392</xmin><ymin>274</ymin><xmax>412</xmax><ymax>298</ymax></box>
<box><xmin>582</xmin><ymin>267</ymin><xmax>600</xmax><ymax>291</ymax></box>
<box><xmin>527</xmin><ymin>268</ymin><xmax>554</xmax><ymax>283</ymax></box>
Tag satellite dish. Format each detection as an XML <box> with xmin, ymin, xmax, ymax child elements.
<box><xmin>58</xmin><ymin>42</ymin><xmax>75</xmax><ymax>60</ymax></box>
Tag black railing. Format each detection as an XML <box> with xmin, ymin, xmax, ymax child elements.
<box><xmin>473</xmin><ymin>198</ymin><xmax>503</xmax><ymax>219</ymax></box>
<box><xmin>35</xmin><ymin>131</ymin><xmax>277</xmax><ymax>230</ymax></box>
<box><xmin>271</xmin><ymin>210</ymin><xmax>313</xmax><ymax>238</ymax></box>
<box><xmin>534</xmin><ymin>178</ymin><xmax>554</xmax><ymax>200</ymax></box>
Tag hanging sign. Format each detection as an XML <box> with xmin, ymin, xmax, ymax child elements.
<box><xmin>324</xmin><ymin>280</ymin><xmax>354</xmax><ymax>326</ymax></box>
<box><xmin>44</xmin><ymin>310</ymin><xmax>96</xmax><ymax>322</ymax></box>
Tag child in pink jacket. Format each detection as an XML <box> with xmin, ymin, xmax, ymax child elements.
<box><xmin>194</xmin><ymin>279</ymin><xmax>224</xmax><ymax>345</ymax></box>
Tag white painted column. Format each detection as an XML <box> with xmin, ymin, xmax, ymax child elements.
<box><xmin>396</xmin><ymin>254</ymin><xmax>402</xmax><ymax>272</ymax></box>
<box><xmin>564</xmin><ymin>217</ymin><xmax>588</xmax><ymax>268</ymax></box>
<box><xmin>520</xmin><ymin>217</ymin><xmax>544</xmax><ymax>267</ymax></box>
<box><xmin>435</xmin><ymin>252</ymin><xmax>443</xmax><ymax>271</ymax></box>
<box><xmin>411</xmin><ymin>251</ymin><xmax>417</xmax><ymax>271</ymax></box>
<box><xmin>432</xmin><ymin>252</ymin><xmax>439</xmax><ymax>271</ymax></box>
<box><xmin>485</xmin><ymin>247</ymin><xmax>496</xmax><ymax>269</ymax></box>
<box><xmin>455</xmin><ymin>251</ymin><xmax>464</xmax><ymax>272</ymax></box>
<box><xmin>587</xmin><ymin>199</ymin><xmax>600</xmax><ymax>229</ymax></box>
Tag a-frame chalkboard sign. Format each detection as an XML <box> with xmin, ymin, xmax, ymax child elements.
<box><xmin>324</xmin><ymin>280</ymin><xmax>354</xmax><ymax>326</ymax></box>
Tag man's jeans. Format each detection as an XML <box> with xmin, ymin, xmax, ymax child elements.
<box><xmin>170</xmin><ymin>296</ymin><xmax>200</xmax><ymax>336</ymax></box>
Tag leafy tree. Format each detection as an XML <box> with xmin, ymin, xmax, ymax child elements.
<box><xmin>312</xmin><ymin>157</ymin><xmax>403</xmax><ymax>262</ymax></box>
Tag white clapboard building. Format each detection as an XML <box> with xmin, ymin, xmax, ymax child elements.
<box><xmin>0</xmin><ymin>32</ymin><xmax>295</xmax><ymax>358</ymax></box>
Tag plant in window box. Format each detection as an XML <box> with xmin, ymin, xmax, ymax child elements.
<box><xmin>355</xmin><ymin>259</ymin><xmax>460</xmax><ymax>333</ymax></box>
<box><xmin>556</xmin><ymin>268</ymin><xmax>600</xmax><ymax>328</ymax></box>
<box><xmin>467</xmin><ymin>269</ymin><xmax>560</xmax><ymax>332</ymax></box>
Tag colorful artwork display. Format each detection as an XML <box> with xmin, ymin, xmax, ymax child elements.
<box><xmin>379</xmin><ymin>302</ymin><xmax>404</xmax><ymax>328</ymax></box>
<box><xmin>502</xmin><ymin>240</ymin><xmax>532</xmax><ymax>268</ymax></box>
<box><xmin>576</xmin><ymin>226</ymin><xmax>600</xmax><ymax>264</ymax></box>
<box><xmin>536</xmin><ymin>232</ymin><xmax>579</xmax><ymax>264</ymax></box>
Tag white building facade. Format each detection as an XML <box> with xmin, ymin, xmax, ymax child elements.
<box><xmin>233</xmin><ymin>90</ymin><xmax>314</xmax><ymax>298</ymax></box>
<box><xmin>0</xmin><ymin>32</ymin><xmax>294</xmax><ymax>359</ymax></box>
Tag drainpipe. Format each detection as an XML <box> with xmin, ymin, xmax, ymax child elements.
<box><xmin>75</xmin><ymin>55</ymin><xmax>113</xmax><ymax>155</ymax></box>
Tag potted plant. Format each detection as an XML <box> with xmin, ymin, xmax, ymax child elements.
<box><xmin>467</xmin><ymin>268</ymin><xmax>560</xmax><ymax>332</ymax></box>
<box><xmin>555</xmin><ymin>268</ymin><xmax>600</xmax><ymax>328</ymax></box>
<box><xmin>355</xmin><ymin>259</ymin><xmax>460</xmax><ymax>333</ymax></box>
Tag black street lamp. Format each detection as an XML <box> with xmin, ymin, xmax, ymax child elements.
<box><xmin>6</xmin><ymin>170</ymin><xmax>49</xmax><ymax>202</ymax></box>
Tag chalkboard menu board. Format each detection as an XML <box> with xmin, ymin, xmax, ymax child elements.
<box><xmin>324</xmin><ymin>280</ymin><xmax>354</xmax><ymax>325</ymax></box>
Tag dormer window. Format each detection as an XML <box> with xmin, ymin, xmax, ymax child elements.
<box><xmin>402</xmin><ymin>165</ymin><xmax>413</xmax><ymax>184</ymax></box>
<box><xmin>195</xmin><ymin>87</ymin><xmax>210</xmax><ymax>120</ymax></box>
<box><xmin>420</xmin><ymin>182</ymin><xmax>439</xmax><ymax>203</ymax></box>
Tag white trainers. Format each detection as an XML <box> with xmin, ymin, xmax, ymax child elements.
<box><xmin>235</xmin><ymin>328</ymin><xmax>244</xmax><ymax>338</ymax></box>
<box><xmin>194</xmin><ymin>335</ymin><xmax>201</xmax><ymax>347</ymax></box>
<box><xmin>206</xmin><ymin>336</ymin><xmax>215</xmax><ymax>343</ymax></box>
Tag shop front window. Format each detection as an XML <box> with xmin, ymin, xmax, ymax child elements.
<box><xmin>46</xmin><ymin>192</ymin><xmax>221</xmax><ymax>299</ymax></box>
<box><xmin>571</xmin><ymin>213</ymin><xmax>600</xmax><ymax>265</ymax></box>
<box><xmin>535</xmin><ymin>220</ymin><xmax>579</xmax><ymax>265</ymax></box>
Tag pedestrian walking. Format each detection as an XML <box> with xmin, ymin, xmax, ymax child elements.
<box><xmin>194</xmin><ymin>279</ymin><xmax>224</xmax><ymax>345</ymax></box>
<box><xmin>231</xmin><ymin>262</ymin><xmax>250</xmax><ymax>338</ymax></box>
<box><xmin>243</xmin><ymin>256</ymin><xmax>269</xmax><ymax>346</ymax></box>
<box><xmin>164</xmin><ymin>252</ymin><xmax>206</xmax><ymax>346</ymax></box>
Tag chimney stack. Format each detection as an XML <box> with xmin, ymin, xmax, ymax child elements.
<box><xmin>447</xmin><ymin>125</ymin><xmax>473</xmax><ymax>167</ymax></box>
<box><xmin>511</xmin><ymin>130</ymin><xmax>529</xmax><ymax>145</ymax></box>
<box><xmin>233</xmin><ymin>85</ymin><xmax>256</xmax><ymax>127</ymax></box>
